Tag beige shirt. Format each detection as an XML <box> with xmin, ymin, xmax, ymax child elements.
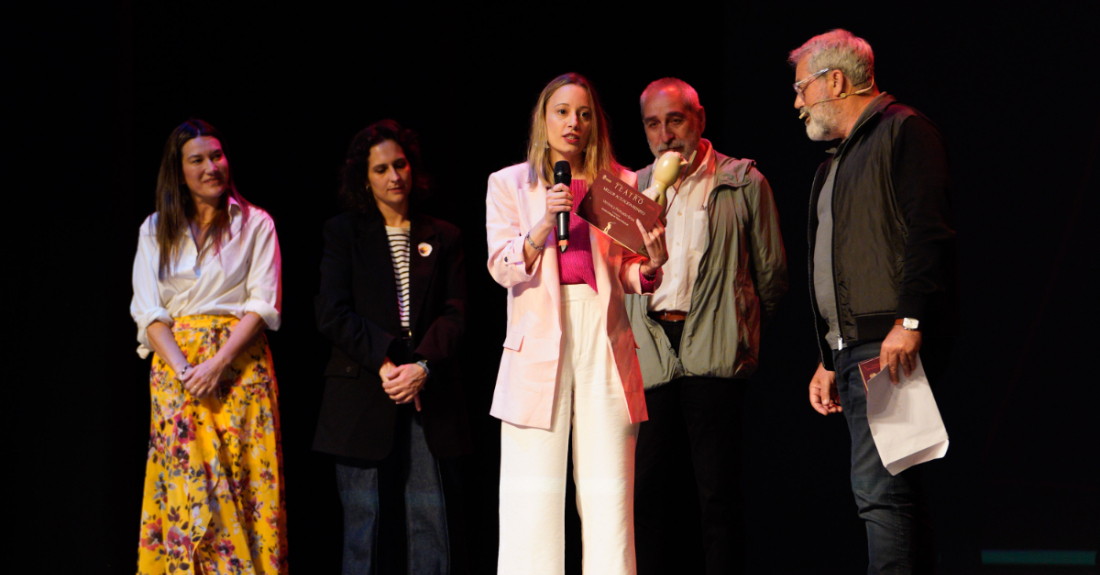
<box><xmin>649</xmin><ymin>140</ymin><xmax>717</xmax><ymax>313</ymax></box>
<box><xmin>130</xmin><ymin>197</ymin><xmax>282</xmax><ymax>358</ymax></box>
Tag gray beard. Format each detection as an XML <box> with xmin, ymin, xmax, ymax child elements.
<box><xmin>805</xmin><ymin>101</ymin><xmax>841</xmax><ymax>141</ymax></box>
<box><xmin>652</xmin><ymin>129</ymin><xmax>701</xmax><ymax>159</ymax></box>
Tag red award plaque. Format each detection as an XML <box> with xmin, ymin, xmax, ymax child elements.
<box><xmin>576</xmin><ymin>169</ymin><xmax>663</xmax><ymax>256</ymax></box>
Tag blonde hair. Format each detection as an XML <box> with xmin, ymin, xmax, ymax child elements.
<box><xmin>526</xmin><ymin>73</ymin><xmax>619</xmax><ymax>185</ymax></box>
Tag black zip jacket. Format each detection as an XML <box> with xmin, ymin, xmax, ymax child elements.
<box><xmin>808</xmin><ymin>94</ymin><xmax>958</xmax><ymax>370</ymax></box>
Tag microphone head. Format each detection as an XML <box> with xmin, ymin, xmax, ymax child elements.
<box><xmin>553</xmin><ymin>161</ymin><xmax>571</xmax><ymax>186</ymax></box>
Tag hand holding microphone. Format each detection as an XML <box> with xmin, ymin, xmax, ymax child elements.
<box><xmin>537</xmin><ymin>161</ymin><xmax>573</xmax><ymax>254</ymax></box>
<box><xmin>553</xmin><ymin>161</ymin><xmax>572</xmax><ymax>252</ymax></box>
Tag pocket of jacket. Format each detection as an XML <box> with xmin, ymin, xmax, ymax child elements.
<box><xmin>503</xmin><ymin>329</ymin><xmax>524</xmax><ymax>351</ymax></box>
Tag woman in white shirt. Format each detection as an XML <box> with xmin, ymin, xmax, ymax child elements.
<box><xmin>131</xmin><ymin>119</ymin><xmax>287</xmax><ymax>575</ymax></box>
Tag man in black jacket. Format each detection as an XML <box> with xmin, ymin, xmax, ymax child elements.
<box><xmin>790</xmin><ymin>29</ymin><xmax>957</xmax><ymax>573</ymax></box>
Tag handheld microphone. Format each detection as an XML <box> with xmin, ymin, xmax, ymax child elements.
<box><xmin>553</xmin><ymin>161</ymin><xmax>571</xmax><ymax>253</ymax></box>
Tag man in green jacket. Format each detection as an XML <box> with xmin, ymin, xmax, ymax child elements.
<box><xmin>628</xmin><ymin>78</ymin><xmax>788</xmax><ymax>575</ymax></box>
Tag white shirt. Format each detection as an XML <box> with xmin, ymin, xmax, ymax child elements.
<box><xmin>130</xmin><ymin>197</ymin><xmax>282</xmax><ymax>358</ymax></box>
<box><xmin>650</xmin><ymin>140</ymin><xmax>717</xmax><ymax>313</ymax></box>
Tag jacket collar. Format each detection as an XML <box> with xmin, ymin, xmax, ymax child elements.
<box><xmin>354</xmin><ymin>211</ymin><xmax>436</xmax><ymax>236</ymax></box>
<box><xmin>638</xmin><ymin>147</ymin><xmax>755</xmax><ymax>191</ymax></box>
<box><xmin>407</xmin><ymin>216</ymin><xmax>439</xmax><ymax>334</ymax></box>
<box><xmin>354</xmin><ymin>212</ymin><xmax>440</xmax><ymax>337</ymax></box>
<box><xmin>832</xmin><ymin>92</ymin><xmax>895</xmax><ymax>158</ymax></box>
<box><xmin>711</xmin><ymin>152</ymin><xmax>755</xmax><ymax>188</ymax></box>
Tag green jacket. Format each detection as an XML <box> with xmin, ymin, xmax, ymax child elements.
<box><xmin>627</xmin><ymin>152</ymin><xmax>787</xmax><ymax>388</ymax></box>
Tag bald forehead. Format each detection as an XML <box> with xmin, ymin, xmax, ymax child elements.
<box><xmin>644</xmin><ymin>84</ymin><xmax>686</xmax><ymax>105</ymax></box>
<box><xmin>643</xmin><ymin>87</ymin><xmax>697</xmax><ymax>121</ymax></box>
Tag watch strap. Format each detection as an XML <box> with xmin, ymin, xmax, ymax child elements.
<box><xmin>895</xmin><ymin>318</ymin><xmax>920</xmax><ymax>330</ymax></box>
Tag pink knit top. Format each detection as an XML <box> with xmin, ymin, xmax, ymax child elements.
<box><xmin>557</xmin><ymin>179</ymin><xmax>598</xmax><ymax>293</ymax></box>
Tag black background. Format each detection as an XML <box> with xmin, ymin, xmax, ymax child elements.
<box><xmin>36</xmin><ymin>1</ymin><xmax>1097</xmax><ymax>573</ymax></box>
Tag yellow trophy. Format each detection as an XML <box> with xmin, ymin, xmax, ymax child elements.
<box><xmin>650</xmin><ymin>149</ymin><xmax>696</xmax><ymax>220</ymax></box>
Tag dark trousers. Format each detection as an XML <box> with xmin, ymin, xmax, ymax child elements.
<box><xmin>335</xmin><ymin>407</ymin><xmax>450</xmax><ymax>575</ymax></box>
<box><xmin>835</xmin><ymin>340</ymin><xmax>936</xmax><ymax>574</ymax></box>
<box><xmin>635</xmin><ymin>318</ymin><xmax>747</xmax><ymax>575</ymax></box>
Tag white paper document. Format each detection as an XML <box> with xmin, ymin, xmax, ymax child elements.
<box><xmin>864</xmin><ymin>355</ymin><xmax>949</xmax><ymax>475</ymax></box>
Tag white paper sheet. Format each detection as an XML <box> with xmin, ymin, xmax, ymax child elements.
<box><xmin>865</xmin><ymin>355</ymin><xmax>949</xmax><ymax>475</ymax></box>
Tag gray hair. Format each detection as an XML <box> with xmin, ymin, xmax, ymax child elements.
<box><xmin>639</xmin><ymin>77</ymin><xmax>703</xmax><ymax>116</ymax></box>
<box><xmin>788</xmin><ymin>29</ymin><xmax>874</xmax><ymax>87</ymax></box>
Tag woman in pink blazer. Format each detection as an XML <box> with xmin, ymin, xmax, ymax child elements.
<box><xmin>485</xmin><ymin>73</ymin><xmax>668</xmax><ymax>575</ymax></box>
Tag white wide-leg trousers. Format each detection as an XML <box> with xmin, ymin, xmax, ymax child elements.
<box><xmin>498</xmin><ymin>283</ymin><xmax>640</xmax><ymax>575</ymax></box>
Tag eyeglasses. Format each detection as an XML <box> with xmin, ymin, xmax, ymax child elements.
<box><xmin>793</xmin><ymin>68</ymin><xmax>831</xmax><ymax>98</ymax></box>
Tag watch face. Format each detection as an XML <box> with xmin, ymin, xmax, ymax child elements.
<box><xmin>903</xmin><ymin>318</ymin><xmax>920</xmax><ymax>330</ymax></box>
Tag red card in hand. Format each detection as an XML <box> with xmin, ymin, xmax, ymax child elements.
<box><xmin>576</xmin><ymin>169</ymin><xmax>663</xmax><ymax>256</ymax></box>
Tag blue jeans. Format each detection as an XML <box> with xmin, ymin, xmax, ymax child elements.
<box><xmin>834</xmin><ymin>341</ymin><xmax>935</xmax><ymax>574</ymax></box>
<box><xmin>335</xmin><ymin>407</ymin><xmax>449</xmax><ymax>575</ymax></box>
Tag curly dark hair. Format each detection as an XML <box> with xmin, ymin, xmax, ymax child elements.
<box><xmin>340</xmin><ymin>119</ymin><xmax>430</xmax><ymax>217</ymax></box>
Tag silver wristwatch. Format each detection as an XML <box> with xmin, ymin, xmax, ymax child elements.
<box><xmin>901</xmin><ymin>318</ymin><xmax>920</xmax><ymax>331</ymax></box>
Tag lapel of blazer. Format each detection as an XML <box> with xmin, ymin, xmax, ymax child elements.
<box><xmin>407</xmin><ymin>214</ymin><xmax>438</xmax><ymax>339</ymax></box>
<box><xmin>527</xmin><ymin>177</ymin><xmax>563</xmax><ymax>325</ymax></box>
<box><xmin>355</xmin><ymin>215</ymin><xmax>400</xmax><ymax>333</ymax></box>
<box><xmin>592</xmin><ymin>224</ymin><xmax>614</xmax><ymax>314</ymax></box>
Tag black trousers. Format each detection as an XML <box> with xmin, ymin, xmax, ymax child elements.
<box><xmin>634</xmin><ymin>319</ymin><xmax>747</xmax><ymax>575</ymax></box>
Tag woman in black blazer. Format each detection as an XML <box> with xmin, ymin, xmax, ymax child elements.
<box><xmin>314</xmin><ymin>119</ymin><xmax>470</xmax><ymax>575</ymax></box>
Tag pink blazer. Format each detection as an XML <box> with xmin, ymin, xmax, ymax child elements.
<box><xmin>485</xmin><ymin>163</ymin><xmax>656</xmax><ymax>429</ymax></box>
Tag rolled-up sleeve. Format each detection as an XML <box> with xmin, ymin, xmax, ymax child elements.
<box><xmin>486</xmin><ymin>171</ymin><xmax>537</xmax><ymax>288</ymax></box>
<box><xmin>242</xmin><ymin>213</ymin><xmax>282</xmax><ymax>330</ymax></box>
<box><xmin>130</xmin><ymin>220</ymin><xmax>172</xmax><ymax>358</ymax></box>
<box><xmin>620</xmin><ymin>253</ymin><xmax>662</xmax><ymax>295</ymax></box>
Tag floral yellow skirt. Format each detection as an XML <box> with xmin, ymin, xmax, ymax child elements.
<box><xmin>137</xmin><ymin>315</ymin><xmax>288</xmax><ymax>575</ymax></box>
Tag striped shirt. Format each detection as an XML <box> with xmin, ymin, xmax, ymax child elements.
<box><xmin>385</xmin><ymin>225</ymin><xmax>411</xmax><ymax>334</ymax></box>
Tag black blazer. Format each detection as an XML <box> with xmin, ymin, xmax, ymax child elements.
<box><xmin>313</xmin><ymin>212</ymin><xmax>471</xmax><ymax>460</ymax></box>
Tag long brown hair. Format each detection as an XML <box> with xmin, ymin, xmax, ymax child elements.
<box><xmin>527</xmin><ymin>73</ymin><xmax>621</xmax><ymax>186</ymax></box>
<box><xmin>154</xmin><ymin>119</ymin><xmax>251</xmax><ymax>277</ymax></box>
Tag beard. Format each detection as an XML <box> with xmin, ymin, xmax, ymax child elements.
<box><xmin>652</xmin><ymin>129</ymin><xmax>701</xmax><ymax>160</ymax></box>
<box><xmin>803</xmin><ymin>100</ymin><xmax>842</xmax><ymax>141</ymax></box>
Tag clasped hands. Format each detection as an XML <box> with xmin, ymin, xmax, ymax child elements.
<box><xmin>380</xmin><ymin>357</ymin><xmax>426</xmax><ymax>411</ymax></box>
<box><xmin>808</xmin><ymin>325</ymin><xmax>922</xmax><ymax>416</ymax></box>
<box><xmin>177</xmin><ymin>356</ymin><xmax>228</xmax><ymax>399</ymax></box>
